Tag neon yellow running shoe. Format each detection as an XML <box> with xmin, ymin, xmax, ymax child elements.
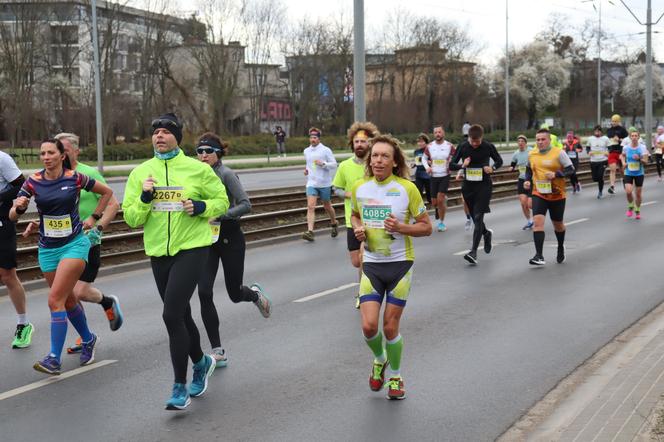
<box><xmin>12</xmin><ymin>323</ymin><xmax>34</xmax><ymax>349</ymax></box>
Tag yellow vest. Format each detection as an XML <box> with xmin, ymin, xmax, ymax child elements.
<box><xmin>528</xmin><ymin>147</ymin><xmax>566</xmax><ymax>200</ymax></box>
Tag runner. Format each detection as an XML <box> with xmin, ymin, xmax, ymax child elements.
<box><xmin>351</xmin><ymin>134</ymin><xmax>432</xmax><ymax>400</ymax></box>
<box><xmin>302</xmin><ymin>127</ymin><xmax>338</xmax><ymax>241</ymax></box>
<box><xmin>606</xmin><ymin>114</ymin><xmax>628</xmax><ymax>194</ymax></box>
<box><xmin>450</xmin><ymin>124</ymin><xmax>503</xmax><ymax>265</ymax></box>
<box><xmin>334</xmin><ymin>122</ymin><xmax>379</xmax><ymax>308</ymax></box>
<box><xmin>563</xmin><ymin>131</ymin><xmax>583</xmax><ymax>193</ymax></box>
<box><xmin>422</xmin><ymin>124</ymin><xmax>455</xmax><ymax>232</ymax></box>
<box><xmin>524</xmin><ymin>128</ymin><xmax>575</xmax><ymax>266</ymax></box>
<box><xmin>586</xmin><ymin>125</ymin><xmax>610</xmax><ymax>198</ymax></box>
<box><xmin>510</xmin><ymin>134</ymin><xmax>533</xmax><ymax>229</ymax></box>
<box><xmin>9</xmin><ymin>138</ymin><xmax>113</xmax><ymax>374</ymax></box>
<box><xmin>653</xmin><ymin>125</ymin><xmax>664</xmax><ymax>182</ymax></box>
<box><xmin>411</xmin><ymin>133</ymin><xmax>432</xmax><ymax>213</ymax></box>
<box><xmin>51</xmin><ymin>133</ymin><xmax>123</xmax><ymax>355</ymax></box>
<box><xmin>123</xmin><ymin>113</ymin><xmax>229</xmax><ymax>410</ymax></box>
<box><xmin>0</xmin><ymin>149</ymin><xmax>32</xmax><ymax>348</ymax></box>
<box><xmin>621</xmin><ymin>127</ymin><xmax>649</xmax><ymax>220</ymax></box>
<box><xmin>195</xmin><ymin>132</ymin><xmax>271</xmax><ymax>368</ymax></box>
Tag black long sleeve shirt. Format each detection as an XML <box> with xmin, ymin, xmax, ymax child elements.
<box><xmin>450</xmin><ymin>140</ymin><xmax>504</xmax><ymax>184</ymax></box>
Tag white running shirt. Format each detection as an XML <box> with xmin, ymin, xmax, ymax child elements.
<box><xmin>422</xmin><ymin>141</ymin><xmax>454</xmax><ymax>177</ymax></box>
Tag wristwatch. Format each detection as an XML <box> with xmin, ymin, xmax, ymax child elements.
<box><xmin>91</xmin><ymin>213</ymin><xmax>102</xmax><ymax>221</ymax></box>
<box><xmin>96</xmin><ymin>225</ymin><xmax>104</xmax><ymax>232</ymax></box>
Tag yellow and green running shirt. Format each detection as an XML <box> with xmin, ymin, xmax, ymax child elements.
<box><xmin>351</xmin><ymin>175</ymin><xmax>426</xmax><ymax>263</ymax></box>
<box><xmin>332</xmin><ymin>157</ymin><xmax>366</xmax><ymax>226</ymax></box>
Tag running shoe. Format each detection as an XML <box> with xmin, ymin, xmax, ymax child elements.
<box><xmin>165</xmin><ymin>383</ymin><xmax>190</xmax><ymax>410</ymax></box>
<box><xmin>464</xmin><ymin>219</ymin><xmax>472</xmax><ymax>231</ymax></box>
<box><xmin>302</xmin><ymin>230</ymin><xmax>314</xmax><ymax>242</ymax></box>
<box><xmin>33</xmin><ymin>354</ymin><xmax>61</xmax><ymax>375</ymax></box>
<box><xmin>577</xmin><ymin>183</ymin><xmax>582</xmax><ymax>192</ymax></box>
<box><xmin>522</xmin><ymin>221</ymin><xmax>534</xmax><ymax>230</ymax></box>
<box><xmin>369</xmin><ymin>359</ymin><xmax>388</xmax><ymax>391</ymax></box>
<box><xmin>354</xmin><ymin>294</ymin><xmax>360</xmax><ymax>309</ymax></box>
<box><xmin>80</xmin><ymin>334</ymin><xmax>98</xmax><ymax>366</ymax></box>
<box><xmin>211</xmin><ymin>348</ymin><xmax>228</xmax><ymax>368</ymax></box>
<box><xmin>330</xmin><ymin>222</ymin><xmax>339</xmax><ymax>238</ymax></box>
<box><xmin>437</xmin><ymin>222</ymin><xmax>447</xmax><ymax>232</ymax></box>
<box><xmin>463</xmin><ymin>251</ymin><xmax>478</xmax><ymax>265</ymax></box>
<box><xmin>190</xmin><ymin>354</ymin><xmax>215</xmax><ymax>397</ymax></box>
<box><xmin>483</xmin><ymin>229</ymin><xmax>493</xmax><ymax>254</ymax></box>
<box><xmin>529</xmin><ymin>254</ymin><xmax>546</xmax><ymax>266</ymax></box>
<box><xmin>635</xmin><ymin>212</ymin><xmax>641</xmax><ymax>220</ymax></box>
<box><xmin>597</xmin><ymin>191</ymin><xmax>603</xmax><ymax>199</ymax></box>
<box><xmin>104</xmin><ymin>295</ymin><xmax>124</xmax><ymax>331</ymax></box>
<box><xmin>608</xmin><ymin>186</ymin><xmax>615</xmax><ymax>194</ymax></box>
<box><xmin>386</xmin><ymin>376</ymin><xmax>406</xmax><ymax>400</ymax></box>
<box><xmin>67</xmin><ymin>336</ymin><xmax>83</xmax><ymax>354</ymax></box>
<box><xmin>626</xmin><ymin>209</ymin><xmax>633</xmax><ymax>218</ymax></box>
<box><xmin>251</xmin><ymin>283</ymin><xmax>271</xmax><ymax>318</ymax></box>
<box><xmin>11</xmin><ymin>323</ymin><xmax>34</xmax><ymax>349</ymax></box>
<box><xmin>556</xmin><ymin>245</ymin><xmax>566</xmax><ymax>264</ymax></box>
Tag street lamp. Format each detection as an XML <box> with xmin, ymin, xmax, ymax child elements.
<box><xmin>353</xmin><ymin>0</ymin><xmax>366</xmax><ymax>122</ymax></box>
<box><xmin>90</xmin><ymin>0</ymin><xmax>104</xmax><ymax>172</ymax></box>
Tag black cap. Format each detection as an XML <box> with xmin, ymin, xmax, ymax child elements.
<box><xmin>151</xmin><ymin>113</ymin><xmax>183</xmax><ymax>144</ymax></box>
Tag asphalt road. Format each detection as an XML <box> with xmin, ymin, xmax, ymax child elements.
<box><xmin>1</xmin><ymin>174</ymin><xmax>662</xmax><ymax>442</ymax></box>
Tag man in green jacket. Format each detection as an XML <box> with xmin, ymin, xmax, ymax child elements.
<box><xmin>123</xmin><ymin>113</ymin><xmax>229</xmax><ymax>411</ymax></box>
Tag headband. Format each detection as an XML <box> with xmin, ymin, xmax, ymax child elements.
<box><xmin>196</xmin><ymin>138</ymin><xmax>223</xmax><ymax>151</ymax></box>
<box><xmin>354</xmin><ymin>130</ymin><xmax>369</xmax><ymax>140</ymax></box>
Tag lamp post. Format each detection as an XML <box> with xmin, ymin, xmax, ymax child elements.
<box><xmin>353</xmin><ymin>0</ymin><xmax>366</xmax><ymax>122</ymax></box>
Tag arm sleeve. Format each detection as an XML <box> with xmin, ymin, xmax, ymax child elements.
<box><xmin>449</xmin><ymin>145</ymin><xmax>464</xmax><ymax>171</ymax></box>
<box><xmin>122</xmin><ymin>170</ymin><xmax>152</xmax><ymax>228</ymax></box>
<box><xmin>17</xmin><ymin>178</ymin><xmax>33</xmax><ymax>199</ymax></box>
<box><xmin>525</xmin><ymin>163</ymin><xmax>533</xmax><ymax>181</ymax></box>
<box><xmin>0</xmin><ymin>174</ymin><xmax>24</xmax><ymax>204</ymax></box>
<box><xmin>490</xmin><ymin>144</ymin><xmax>504</xmax><ymax>169</ymax></box>
<box><xmin>77</xmin><ymin>172</ymin><xmax>95</xmax><ymax>192</ymax></box>
<box><xmin>198</xmin><ymin>166</ymin><xmax>230</xmax><ymax>219</ymax></box>
<box><xmin>222</xmin><ymin>172</ymin><xmax>251</xmax><ymax>219</ymax></box>
<box><xmin>322</xmin><ymin>148</ymin><xmax>337</xmax><ymax>169</ymax></box>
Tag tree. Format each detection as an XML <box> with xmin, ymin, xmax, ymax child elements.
<box><xmin>619</xmin><ymin>63</ymin><xmax>664</xmax><ymax>123</ymax></box>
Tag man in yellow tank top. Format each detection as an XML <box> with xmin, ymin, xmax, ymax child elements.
<box><xmin>524</xmin><ymin>128</ymin><xmax>575</xmax><ymax>266</ymax></box>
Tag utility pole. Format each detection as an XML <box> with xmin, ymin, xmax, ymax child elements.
<box><xmin>505</xmin><ymin>0</ymin><xmax>509</xmax><ymax>149</ymax></box>
<box><xmin>597</xmin><ymin>0</ymin><xmax>602</xmax><ymax>126</ymax></box>
<box><xmin>91</xmin><ymin>0</ymin><xmax>104</xmax><ymax>172</ymax></box>
<box><xmin>619</xmin><ymin>0</ymin><xmax>664</xmax><ymax>150</ymax></box>
<box><xmin>353</xmin><ymin>0</ymin><xmax>366</xmax><ymax>122</ymax></box>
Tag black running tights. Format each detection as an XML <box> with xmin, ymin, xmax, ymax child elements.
<box><xmin>656</xmin><ymin>154</ymin><xmax>663</xmax><ymax>178</ymax></box>
<box><xmin>471</xmin><ymin>212</ymin><xmax>488</xmax><ymax>253</ymax></box>
<box><xmin>198</xmin><ymin>220</ymin><xmax>258</xmax><ymax>349</ymax></box>
<box><xmin>569</xmin><ymin>158</ymin><xmax>579</xmax><ymax>188</ymax></box>
<box><xmin>591</xmin><ymin>161</ymin><xmax>607</xmax><ymax>193</ymax></box>
<box><xmin>151</xmin><ymin>247</ymin><xmax>207</xmax><ymax>384</ymax></box>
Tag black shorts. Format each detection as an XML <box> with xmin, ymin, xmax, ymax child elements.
<box><xmin>430</xmin><ymin>176</ymin><xmax>450</xmax><ymax>195</ymax></box>
<box><xmin>532</xmin><ymin>195</ymin><xmax>566</xmax><ymax>222</ymax></box>
<box><xmin>462</xmin><ymin>183</ymin><xmax>492</xmax><ymax>215</ymax></box>
<box><xmin>0</xmin><ymin>218</ymin><xmax>17</xmax><ymax>270</ymax></box>
<box><xmin>346</xmin><ymin>227</ymin><xmax>361</xmax><ymax>252</ymax></box>
<box><xmin>517</xmin><ymin>179</ymin><xmax>531</xmax><ymax>196</ymax></box>
<box><xmin>79</xmin><ymin>244</ymin><xmax>101</xmax><ymax>283</ymax></box>
<box><xmin>623</xmin><ymin>175</ymin><xmax>645</xmax><ymax>187</ymax></box>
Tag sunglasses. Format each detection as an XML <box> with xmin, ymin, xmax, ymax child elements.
<box><xmin>151</xmin><ymin>119</ymin><xmax>179</xmax><ymax>129</ymax></box>
<box><xmin>196</xmin><ymin>147</ymin><xmax>217</xmax><ymax>155</ymax></box>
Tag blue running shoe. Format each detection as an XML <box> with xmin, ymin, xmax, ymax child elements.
<box><xmin>33</xmin><ymin>354</ymin><xmax>61</xmax><ymax>375</ymax></box>
<box><xmin>165</xmin><ymin>383</ymin><xmax>191</xmax><ymax>410</ymax></box>
<box><xmin>190</xmin><ymin>354</ymin><xmax>215</xmax><ymax>397</ymax></box>
<box><xmin>104</xmin><ymin>295</ymin><xmax>124</xmax><ymax>331</ymax></box>
<box><xmin>437</xmin><ymin>222</ymin><xmax>447</xmax><ymax>232</ymax></box>
<box><xmin>80</xmin><ymin>333</ymin><xmax>98</xmax><ymax>366</ymax></box>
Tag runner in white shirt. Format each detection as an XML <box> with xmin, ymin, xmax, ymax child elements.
<box><xmin>421</xmin><ymin>125</ymin><xmax>455</xmax><ymax>232</ymax></box>
<box><xmin>302</xmin><ymin>127</ymin><xmax>338</xmax><ymax>241</ymax></box>
<box><xmin>586</xmin><ymin>125</ymin><xmax>610</xmax><ymax>199</ymax></box>
<box><xmin>653</xmin><ymin>125</ymin><xmax>664</xmax><ymax>182</ymax></box>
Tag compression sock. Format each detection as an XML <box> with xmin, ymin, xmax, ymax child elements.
<box><xmin>66</xmin><ymin>303</ymin><xmax>93</xmax><ymax>343</ymax></box>
<box><xmin>534</xmin><ymin>231</ymin><xmax>545</xmax><ymax>256</ymax></box>
<box><xmin>364</xmin><ymin>331</ymin><xmax>386</xmax><ymax>363</ymax></box>
<box><xmin>385</xmin><ymin>334</ymin><xmax>403</xmax><ymax>378</ymax></box>
<box><xmin>99</xmin><ymin>295</ymin><xmax>114</xmax><ymax>310</ymax></box>
<box><xmin>17</xmin><ymin>313</ymin><xmax>27</xmax><ymax>325</ymax></box>
<box><xmin>628</xmin><ymin>202</ymin><xmax>634</xmax><ymax>210</ymax></box>
<box><xmin>466</xmin><ymin>213</ymin><xmax>471</xmax><ymax>220</ymax></box>
<box><xmin>555</xmin><ymin>230</ymin><xmax>566</xmax><ymax>247</ymax></box>
<box><xmin>598</xmin><ymin>179</ymin><xmax>604</xmax><ymax>193</ymax></box>
<box><xmin>50</xmin><ymin>311</ymin><xmax>68</xmax><ymax>360</ymax></box>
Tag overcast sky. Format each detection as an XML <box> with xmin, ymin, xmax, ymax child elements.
<box><xmin>159</xmin><ymin>0</ymin><xmax>664</xmax><ymax>66</ymax></box>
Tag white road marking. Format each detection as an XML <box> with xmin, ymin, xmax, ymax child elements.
<box><xmin>567</xmin><ymin>218</ymin><xmax>590</xmax><ymax>226</ymax></box>
<box><xmin>641</xmin><ymin>201</ymin><xmax>658</xmax><ymax>207</ymax></box>
<box><xmin>454</xmin><ymin>250</ymin><xmax>470</xmax><ymax>256</ymax></box>
<box><xmin>293</xmin><ymin>283</ymin><xmax>359</xmax><ymax>303</ymax></box>
<box><xmin>0</xmin><ymin>360</ymin><xmax>118</xmax><ymax>401</ymax></box>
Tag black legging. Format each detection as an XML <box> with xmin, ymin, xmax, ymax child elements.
<box><xmin>414</xmin><ymin>177</ymin><xmax>432</xmax><ymax>205</ymax></box>
<box><xmin>655</xmin><ymin>153</ymin><xmax>663</xmax><ymax>178</ymax></box>
<box><xmin>198</xmin><ymin>220</ymin><xmax>258</xmax><ymax>349</ymax></box>
<box><xmin>151</xmin><ymin>247</ymin><xmax>208</xmax><ymax>384</ymax></box>
<box><xmin>569</xmin><ymin>157</ymin><xmax>579</xmax><ymax>189</ymax></box>
<box><xmin>591</xmin><ymin>161</ymin><xmax>607</xmax><ymax>193</ymax></box>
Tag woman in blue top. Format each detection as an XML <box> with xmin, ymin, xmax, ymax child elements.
<box><xmin>621</xmin><ymin>128</ymin><xmax>649</xmax><ymax>220</ymax></box>
<box><xmin>10</xmin><ymin>139</ymin><xmax>113</xmax><ymax>375</ymax></box>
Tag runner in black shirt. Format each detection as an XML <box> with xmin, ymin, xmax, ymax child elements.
<box><xmin>450</xmin><ymin>124</ymin><xmax>503</xmax><ymax>264</ymax></box>
<box><xmin>606</xmin><ymin>114</ymin><xmax>628</xmax><ymax>194</ymax></box>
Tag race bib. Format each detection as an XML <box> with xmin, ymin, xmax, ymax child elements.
<box><xmin>656</xmin><ymin>148</ymin><xmax>662</xmax><ymax>155</ymax></box>
<box><xmin>433</xmin><ymin>159</ymin><xmax>447</xmax><ymax>167</ymax></box>
<box><xmin>567</xmin><ymin>150</ymin><xmax>577</xmax><ymax>158</ymax></box>
<box><xmin>536</xmin><ymin>181</ymin><xmax>552</xmax><ymax>194</ymax></box>
<box><xmin>415</xmin><ymin>156</ymin><xmax>422</xmax><ymax>165</ymax></box>
<box><xmin>362</xmin><ymin>204</ymin><xmax>391</xmax><ymax>229</ymax></box>
<box><xmin>627</xmin><ymin>161</ymin><xmax>641</xmax><ymax>172</ymax></box>
<box><xmin>465</xmin><ymin>168</ymin><xmax>483</xmax><ymax>181</ymax></box>
<box><xmin>591</xmin><ymin>150</ymin><xmax>606</xmax><ymax>156</ymax></box>
<box><xmin>152</xmin><ymin>186</ymin><xmax>184</xmax><ymax>212</ymax></box>
<box><xmin>43</xmin><ymin>214</ymin><xmax>73</xmax><ymax>238</ymax></box>
<box><xmin>210</xmin><ymin>221</ymin><xmax>221</xmax><ymax>243</ymax></box>
<box><xmin>518</xmin><ymin>165</ymin><xmax>526</xmax><ymax>175</ymax></box>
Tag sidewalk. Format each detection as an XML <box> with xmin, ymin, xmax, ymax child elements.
<box><xmin>501</xmin><ymin>302</ymin><xmax>664</xmax><ymax>441</ymax></box>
